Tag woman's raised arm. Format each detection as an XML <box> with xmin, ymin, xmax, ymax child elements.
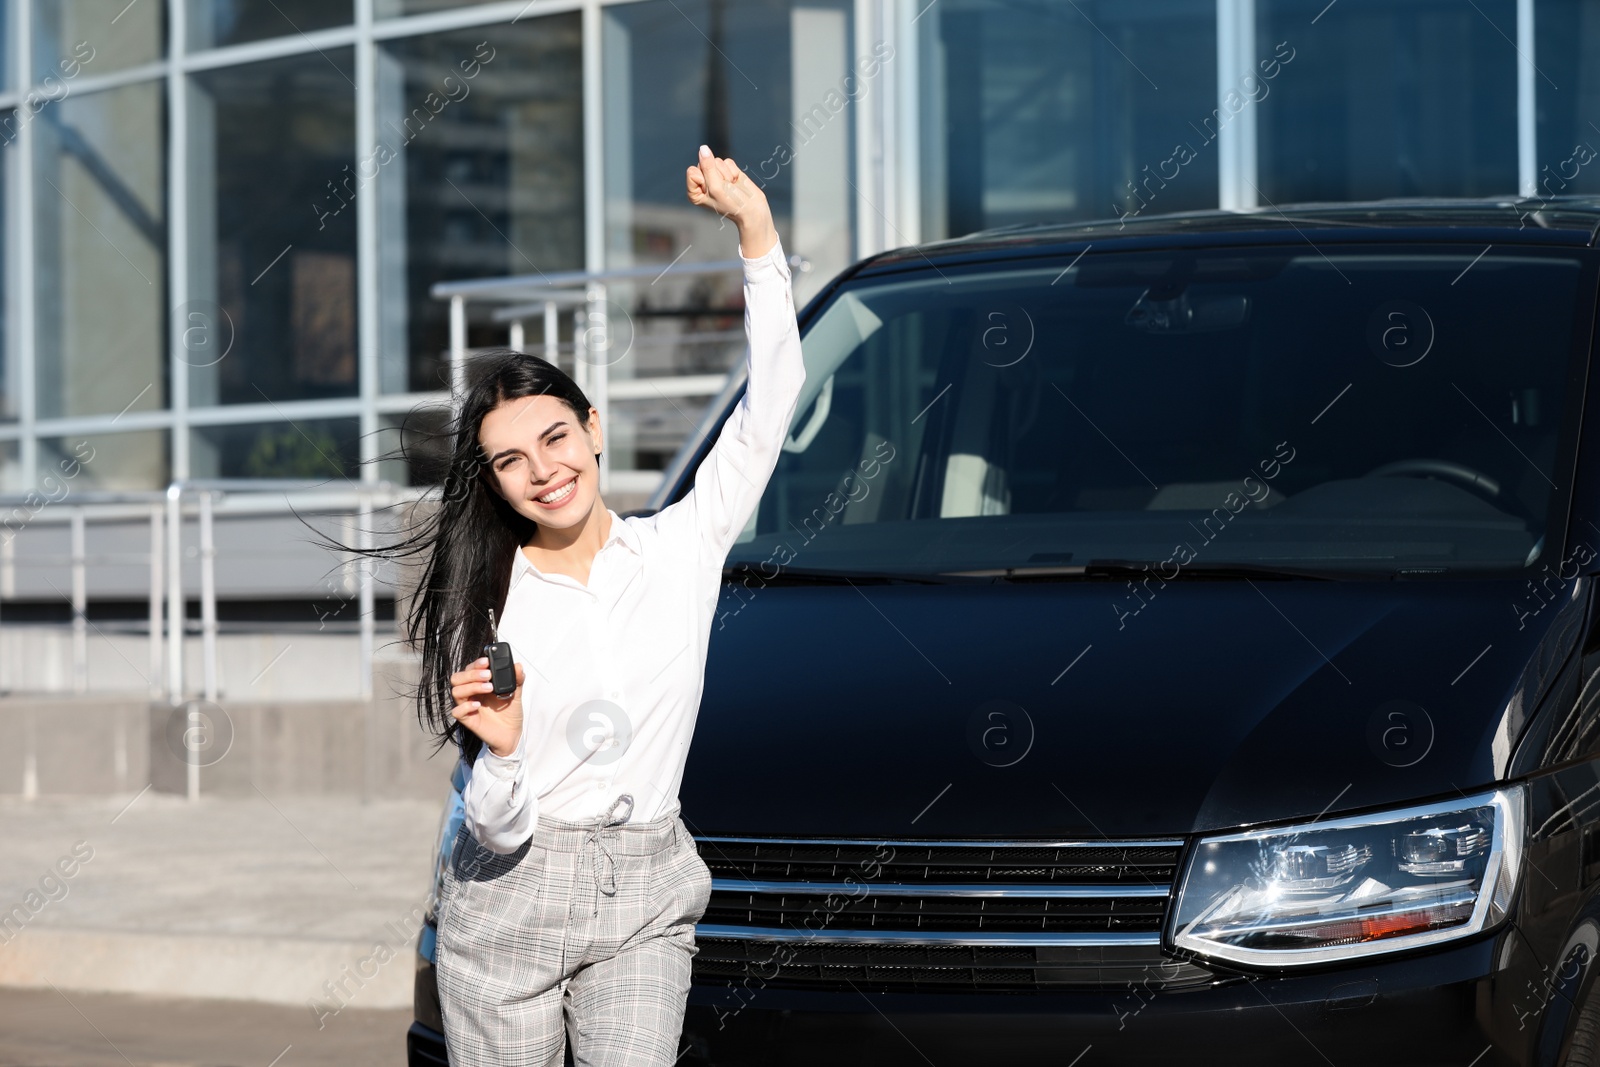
<box><xmin>657</xmin><ymin>146</ymin><xmax>807</xmax><ymax>562</ymax></box>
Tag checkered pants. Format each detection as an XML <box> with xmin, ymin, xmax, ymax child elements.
<box><xmin>435</xmin><ymin>796</ymin><xmax>713</xmax><ymax>1066</ymax></box>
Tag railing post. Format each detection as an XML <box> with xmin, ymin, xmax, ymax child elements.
<box><xmin>449</xmin><ymin>293</ymin><xmax>467</xmax><ymax>414</ymax></box>
<box><xmin>543</xmin><ymin>300</ymin><xmax>559</xmax><ymax>368</ymax></box>
<box><xmin>70</xmin><ymin>508</ymin><xmax>87</xmax><ymax>694</ymax></box>
<box><xmin>148</xmin><ymin>504</ymin><xmax>163</xmax><ymax>699</ymax></box>
<box><xmin>358</xmin><ymin>498</ymin><xmax>373</xmax><ymax>702</ymax></box>
<box><xmin>199</xmin><ymin>490</ymin><xmax>218</xmax><ymax>703</ymax></box>
<box><xmin>1</xmin><ymin>524</ymin><xmax>14</xmax><ymax>597</ymax></box>
<box><xmin>508</xmin><ymin>318</ymin><xmax>524</xmax><ymax>353</ymax></box>
<box><xmin>585</xmin><ymin>282</ymin><xmax>610</xmax><ymax>494</ymax></box>
<box><xmin>165</xmin><ymin>482</ymin><xmax>183</xmax><ymax>706</ymax></box>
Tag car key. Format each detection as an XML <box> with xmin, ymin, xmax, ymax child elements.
<box><xmin>484</xmin><ymin>607</ymin><xmax>517</xmax><ymax>697</ymax></box>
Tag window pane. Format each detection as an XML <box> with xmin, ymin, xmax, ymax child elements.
<box><xmin>0</xmin><ymin>111</ymin><xmax>11</xmax><ymax>421</ymax></box>
<box><xmin>42</xmin><ymin>430</ymin><xmax>168</xmax><ymax>490</ymax></box>
<box><xmin>604</xmin><ymin>0</ymin><xmax>855</xmax><ymax>305</ymax></box>
<box><xmin>377</xmin><ymin>409</ymin><xmax>450</xmax><ymax>486</ymax></box>
<box><xmin>601</xmin><ymin>0</ymin><xmax>857</xmax><ymax>475</ymax></box>
<box><xmin>36</xmin><ymin>0</ymin><xmax>162</xmax><ymax>74</ymax></box>
<box><xmin>918</xmin><ymin>0</ymin><xmax>1217</xmax><ymax>239</ymax></box>
<box><xmin>191</xmin><ymin>419</ymin><xmax>359</xmax><ymax>479</ymax></box>
<box><xmin>1534</xmin><ymin>0</ymin><xmax>1600</xmax><ymax>197</ymax></box>
<box><xmin>1257</xmin><ymin>0</ymin><xmax>1517</xmax><ymax>200</ymax></box>
<box><xmin>188</xmin><ymin>0</ymin><xmax>351</xmax><ymax>50</ymax></box>
<box><xmin>189</xmin><ymin>51</ymin><xmax>357</xmax><ymax>407</ymax></box>
<box><xmin>377</xmin><ymin>21</ymin><xmax>583</xmax><ymax>394</ymax></box>
<box><xmin>375</xmin><ymin>0</ymin><xmax>481</xmax><ymax>15</ymax></box>
<box><xmin>35</xmin><ymin>81</ymin><xmax>168</xmax><ymax>421</ymax></box>
<box><xmin>0</xmin><ymin>440</ymin><xmax>20</xmax><ymax>491</ymax></box>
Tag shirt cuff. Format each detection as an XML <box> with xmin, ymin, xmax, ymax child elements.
<box><xmin>741</xmin><ymin>235</ymin><xmax>790</xmax><ymax>284</ymax></box>
<box><xmin>480</xmin><ymin>728</ymin><xmax>526</xmax><ymax>779</ymax></box>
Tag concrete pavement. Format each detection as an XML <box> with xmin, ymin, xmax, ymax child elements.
<box><xmin>0</xmin><ymin>787</ymin><xmax>450</xmax><ymax>1014</ymax></box>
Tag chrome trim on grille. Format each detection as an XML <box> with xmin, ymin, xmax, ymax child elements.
<box><xmin>697</xmin><ymin>835</ymin><xmax>1186</xmax><ymax>849</ymax></box>
<box><xmin>695</xmin><ymin>924</ymin><xmax>1164</xmax><ymax>947</ymax></box>
<box><xmin>710</xmin><ymin>878</ymin><xmax>1170</xmax><ymax>898</ymax></box>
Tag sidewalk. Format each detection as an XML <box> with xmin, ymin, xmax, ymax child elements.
<box><xmin>0</xmin><ymin>788</ymin><xmax>449</xmax><ymax>1011</ymax></box>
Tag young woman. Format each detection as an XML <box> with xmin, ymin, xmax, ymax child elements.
<box><xmin>420</xmin><ymin>145</ymin><xmax>804</xmax><ymax>1065</ymax></box>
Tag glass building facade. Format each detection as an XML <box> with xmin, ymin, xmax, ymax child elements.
<box><xmin>0</xmin><ymin>0</ymin><xmax>1586</xmax><ymax>493</ymax></box>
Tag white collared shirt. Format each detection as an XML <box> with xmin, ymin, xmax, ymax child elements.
<box><xmin>459</xmin><ymin>235</ymin><xmax>806</xmax><ymax>853</ymax></box>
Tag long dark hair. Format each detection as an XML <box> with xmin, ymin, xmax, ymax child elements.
<box><xmin>335</xmin><ymin>348</ymin><xmax>598</xmax><ymax>766</ymax></box>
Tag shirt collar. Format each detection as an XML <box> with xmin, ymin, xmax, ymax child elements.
<box><xmin>509</xmin><ymin>508</ymin><xmax>641</xmax><ymax>589</ymax></box>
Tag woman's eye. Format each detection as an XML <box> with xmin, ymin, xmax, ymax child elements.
<box><xmin>549</xmin><ymin>433</ymin><xmax>566</xmax><ymax>444</ymax></box>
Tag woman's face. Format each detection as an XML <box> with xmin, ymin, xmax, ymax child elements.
<box><xmin>478</xmin><ymin>394</ymin><xmax>603</xmax><ymax>531</ymax></box>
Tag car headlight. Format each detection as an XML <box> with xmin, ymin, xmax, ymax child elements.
<box><xmin>1169</xmin><ymin>785</ymin><xmax>1524</xmax><ymax>967</ymax></box>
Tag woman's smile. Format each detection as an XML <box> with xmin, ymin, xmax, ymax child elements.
<box><xmin>533</xmin><ymin>473</ymin><xmax>579</xmax><ymax>508</ymax></box>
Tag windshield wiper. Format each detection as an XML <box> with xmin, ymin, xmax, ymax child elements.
<box><xmin>722</xmin><ymin>564</ymin><xmax>961</xmax><ymax>586</ymax></box>
<box><xmin>941</xmin><ymin>559</ymin><xmax>1349</xmax><ymax>581</ymax></box>
<box><xmin>1086</xmin><ymin>558</ymin><xmax>1347</xmax><ymax>580</ymax></box>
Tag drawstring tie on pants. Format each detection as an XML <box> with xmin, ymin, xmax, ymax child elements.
<box><xmin>585</xmin><ymin>793</ymin><xmax>634</xmax><ymax>913</ymax></box>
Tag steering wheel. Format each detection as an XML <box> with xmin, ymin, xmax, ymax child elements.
<box><xmin>1362</xmin><ymin>458</ymin><xmax>1512</xmax><ymax>510</ymax></box>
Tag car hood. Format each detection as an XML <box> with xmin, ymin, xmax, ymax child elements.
<box><xmin>682</xmin><ymin>575</ymin><xmax>1590</xmax><ymax>838</ymax></box>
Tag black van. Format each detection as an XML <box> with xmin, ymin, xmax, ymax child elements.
<box><xmin>411</xmin><ymin>198</ymin><xmax>1600</xmax><ymax>1067</ymax></box>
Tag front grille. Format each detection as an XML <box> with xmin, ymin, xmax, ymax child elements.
<box><xmin>688</xmin><ymin>836</ymin><xmax>1212</xmax><ymax>993</ymax></box>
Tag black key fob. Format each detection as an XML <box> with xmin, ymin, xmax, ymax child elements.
<box><xmin>484</xmin><ymin>641</ymin><xmax>517</xmax><ymax>697</ymax></box>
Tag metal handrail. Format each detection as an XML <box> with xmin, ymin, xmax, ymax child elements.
<box><xmin>3</xmin><ymin>481</ymin><xmax>420</xmax><ymax>727</ymax></box>
<box><xmin>432</xmin><ymin>253</ymin><xmax>807</xmax><ymax>498</ymax></box>
<box><xmin>428</xmin><ymin>256</ymin><xmax>789</xmax><ymax>300</ymax></box>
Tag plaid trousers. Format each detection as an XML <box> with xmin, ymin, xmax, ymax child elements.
<box><xmin>435</xmin><ymin>795</ymin><xmax>713</xmax><ymax>1066</ymax></box>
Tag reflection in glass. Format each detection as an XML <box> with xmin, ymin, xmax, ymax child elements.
<box><xmin>374</xmin><ymin>0</ymin><xmax>480</xmax><ymax>16</ymax></box>
<box><xmin>726</xmin><ymin>247</ymin><xmax>1588</xmax><ymax>576</ymax></box>
<box><xmin>35</xmin><ymin>82</ymin><xmax>167</xmax><ymax>424</ymax></box>
<box><xmin>0</xmin><ymin>112</ymin><xmax>9</xmax><ymax>421</ymax></box>
<box><xmin>601</xmin><ymin>0</ymin><xmax>854</xmax><ymax>472</ymax></box>
<box><xmin>603</xmin><ymin>0</ymin><xmax>853</xmax><ymax>304</ymax></box>
<box><xmin>189</xmin><ymin>51</ymin><xmax>357</xmax><ymax>406</ymax></box>
<box><xmin>188</xmin><ymin>0</ymin><xmax>351</xmax><ymax>50</ymax></box>
<box><xmin>0</xmin><ymin>441</ymin><xmax>19</xmax><ymax>491</ymax></box>
<box><xmin>42</xmin><ymin>431</ymin><xmax>168</xmax><ymax>489</ymax></box>
<box><xmin>377</xmin><ymin>22</ymin><xmax>582</xmax><ymax>394</ymax></box>
<box><xmin>918</xmin><ymin>0</ymin><xmax>1216</xmax><ymax>239</ymax></box>
<box><xmin>191</xmin><ymin>419</ymin><xmax>358</xmax><ymax>479</ymax></box>
<box><xmin>1534</xmin><ymin>0</ymin><xmax>1600</xmax><ymax>197</ymax></box>
<box><xmin>377</xmin><ymin>409</ymin><xmax>450</xmax><ymax>486</ymax></box>
<box><xmin>1257</xmin><ymin>0</ymin><xmax>1517</xmax><ymax>201</ymax></box>
<box><xmin>35</xmin><ymin>1</ymin><xmax>162</xmax><ymax>74</ymax></box>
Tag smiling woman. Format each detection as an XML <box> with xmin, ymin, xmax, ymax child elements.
<box><xmin>323</xmin><ymin>144</ymin><xmax>802</xmax><ymax>1067</ymax></box>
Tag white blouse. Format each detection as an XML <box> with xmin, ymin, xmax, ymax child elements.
<box><xmin>458</xmin><ymin>234</ymin><xmax>806</xmax><ymax>854</ymax></box>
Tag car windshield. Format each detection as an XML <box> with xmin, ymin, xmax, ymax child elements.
<box><xmin>721</xmin><ymin>243</ymin><xmax>1593</xmax><ymax>578</ymax></box>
